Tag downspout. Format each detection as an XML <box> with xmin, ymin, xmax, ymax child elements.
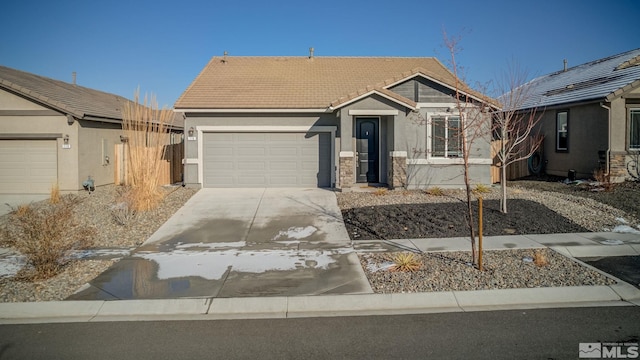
<box><xmin>600</xmin><ymin>102</ymin><xmax>611</xmax><ymax>176</ymax></box>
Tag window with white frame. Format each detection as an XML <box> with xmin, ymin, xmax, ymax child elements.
<box><xmin>556</xmin><ymin>110</ymin><xmax>568</xmax><ymax>151</ymax></box>
<box><xmin>431</xmin><ymin>115</ymin><xmax>462</xmax><ymax>158</ymax></box>
<box><xmin>631</xmin><ymin>109</ymin><xmax>640</xmax><ymax>150</ymax></box>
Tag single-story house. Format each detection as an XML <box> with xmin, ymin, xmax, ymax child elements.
<box><xmin>175</xmin><ymin>52</ymin><xmax>495</xmax><ymax>189</ymax></box>
<box><xmin>507</xmin><ymin>48</ymin><xmax>640</xmax><ymax>182</ymax></box>
<box><xmin>0</xmin><ymin>65</ymin><xmax>182</xmax><ymax>211</ymax></box>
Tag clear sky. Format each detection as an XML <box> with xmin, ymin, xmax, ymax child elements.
<box><xmin>2</xmin><ymin>0</ymin><xmax>638</xmax><ymax>107</ymax></box>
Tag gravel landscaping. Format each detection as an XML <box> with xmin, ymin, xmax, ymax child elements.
<box><xmin>360</xmin><ymin>248</ymin><xmax>616</xmax><ymax>293</ymax></box>
<box><xmin>0</xmin><ymin>179</ymin><xmax>638</xmax><ymax>302</ymax></box>
<box><xmin>0</xmin><ymin>185</ymin><xmax>197</xmax><ymax>302</ymax></box>
<box><xmin>338</xmin><ymin>181</ymin><xmax>640</xmax><ymax>293</ymax></box>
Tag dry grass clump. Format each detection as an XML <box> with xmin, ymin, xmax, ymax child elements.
<box><xmin>49</xmin><ymin>183</ymin><xmax>61</xmax><ymax>204</ymax></box>
<box><xmin>592</xmin><ymin>168</ymin><xmax>613</xmax><ymax>192</ymax></box>
<box><xmin>533</xmin><ymin>249</ymin><xmax>549</xmax><ymax>267</ymax></box>
<box><xmin>473</xmin><ymin>183</ymin><xmax>491</xmax><ymax>194</ymax></box>
<box><xmin>373</xmin><ymin>188</ymin><xmax>388</xmax><ymax>196</ymax></box>
<box><xmin>390</xmin><ymin>252</ymin><xmax>422</xmax><ymax>272</ymax></box>
<box><xmin>111</xmin><ymin>186</ymin><xmax>136</xmax><ymax>226</ymax></box>
<box><xmin>3</xmin><ymin>195</ymin><xmax>96</xmax><ymax>280</ymax></box>
<box><xmin>121</xmin><ymin>90</ymin><xmax>174</xmax><ymax>212</ymax></box>
<box><xmin>425</xmin><ymin>187</ymin><xmax>445</xmax><ymax>196</ymax></box>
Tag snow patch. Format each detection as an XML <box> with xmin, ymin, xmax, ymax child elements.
<box><xmin>366</xmin><ymin>261</ymin><xmax>395</xmax><ymax>273</ymax></box>
<box><xmin>175</xmin><ymin>241</ymin><xmax>246</xmax><ymax>250</ymax></box>
<box><xmin>615</xmin><ymin>217</ymin><xmax>629</xmax><ymax>224</ymax></box>
<box><xmin>136</xmin><ymin>248</ymin><xmax>350</xmax><ymax>280</ymax></box>
<box><xmin>0</xmin><ymin>254</ymin><xmax>25</xmax><ymax>277</ymax></box>
<box><xmin>68</xmin><ymin>248</ymin><xmax>133</xmax><ymax>259</ymax></box>
<box><xmin>612</xmin><ymin>225</ymin><xmax>640</xmax><ymax>235</ymax></box>
<box><xmin>600</xmin><ymin>239</ymin><xmax>624</xmax><ymax>245</ymax></box>
<box><xmin>272</xmin><ymin>226</ymin><xmax>318</xmax><ymax>241</ymax></box>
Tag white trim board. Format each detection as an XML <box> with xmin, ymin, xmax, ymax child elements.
<box><xmin>408</xmin><ymin>158</ymin><xmax>492</xmax><ymax>165</ymax></box>
<box><xmin>348</xmin><ymin>109</ymin><xmax>399</xmax><ymax>116</ymax></box>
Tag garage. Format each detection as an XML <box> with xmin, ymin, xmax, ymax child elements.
<box><xmin>0</xmin><ymin>140</ymin><xmax>58</xmax><ymax>194</ymax></box>
<box><xmin>202</xmin><ymin>132</ymin><xmax>331</xmax><ymax>187</ymax></box>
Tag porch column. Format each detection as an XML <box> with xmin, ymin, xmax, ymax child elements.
<box><xmin>388</xmin><ymin>151</ymin><xmax>407</xmax><ymax>189</ymax></box>
<box><xmin>339</xmin><ymin>151</ymin><xmax>355</xmax><ymax>188</ymax></box>
<box><xmin>610</xmin><ymin>151</ymin><xmax>630</xmax><ymax>183</ymax></box>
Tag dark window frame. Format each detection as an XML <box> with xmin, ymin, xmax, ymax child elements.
<box><xmin>630</xmin><ymin>108</ymin><xmax>640</xmax><ymax>151</ymax></box>
<box><xmin>556</xmin><ymin>110</ymin><xmax>569</xmax><ymax>152</ymax></box>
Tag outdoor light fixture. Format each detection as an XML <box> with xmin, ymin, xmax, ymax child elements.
<box><xmin>62</xmin><ymin>134</ymin><xmax>71</xmax><ymax>149</ymax></box>
<box><xmin>187</xmin><ymin>127</ymin><xmax>196</xmax><ymax>141</ymax></box>
<box><xmin>120</xmin><ymin>135</ymin><xmax>128</xmax><ymax>143</ymax></box>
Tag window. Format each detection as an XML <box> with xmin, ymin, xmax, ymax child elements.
<box><xmin>631</xmin><ymin>109</ymin><xmax>640</xmax><ymax>150</ymax></box>
<box><xmin>556</xmin><ymin>111</ymin><xmax>568</xmax><ymax>151</ymax></box>
<box><xmin>431</xmin><ymin>115</ymin><xmax>462</xmax><ymax>158</ymax></box>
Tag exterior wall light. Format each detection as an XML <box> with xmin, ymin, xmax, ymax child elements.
<box><xmin>62</xmin><ymin>134</ymin><xmax>71</xmax><ymax>149</ymax></box>
<box><xmin>187</xmin><ymin>127</ymin><xmax>196</xmax><ymax>141</ymax></box>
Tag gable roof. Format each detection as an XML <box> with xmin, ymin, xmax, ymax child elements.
<box><xmin>514</xmin><ymin>48</ymin><xmax>640</xmax><ymax>110</ymax></box>
<box><xmin>0</xmin><ymin>65</ymin><xmax>129</xmax><ymax>121</ymax></box>
<box><xmin>174</xmin><ymin>56</ymin><xmax>491</xmax><ymax>110</ymax></box>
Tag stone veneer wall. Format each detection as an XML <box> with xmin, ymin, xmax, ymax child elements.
<box><xmin>611</xmin><ymin>152</ymin><xmax>640</xmax><ymax>182</ymax></box>
<box><xmin>388</xmin><ymin>154</ymin><xmax>407</xmax><ymax>189</ymax></box>
<box><xmin>339</xmin><ymin>156</ymin><xmax>354</xmax><ymax>188</ymax></box>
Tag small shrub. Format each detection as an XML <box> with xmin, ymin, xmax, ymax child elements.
<box><xmin>390</xmin><ymin>252</ymin><xmax>422</xmax><ymax>272</ymax></box>
<box><xmin>49</xmin><ymin>183</ymin><xmax>61</xmax><ymax>204</ymax></box>
<box><xmin>426</xmin><ymin>187</ymin><xmax>444</xmax><ymax>196</ymax></box>
<box><xmin>111</xmin><ymin>202</ymin><xmax>136</xmax><ymax>226</ymax></box>
<box><xmin>473</xmin><ymin>184</ymin><xmax>491</xmax><ymax>194</ymax></box>
<box><xmin>112</xmin><ymin>186</ymin><xmax>137</xmax><ymax>226</ymax></box>
<box><xmin>533</xmin><ymin>249</ymin><xmax>549</xmax><ymax>267</ymax></box>
<box><xmin>373</xmin><ymin>188</ymin><xmax>388</xmax><ymax>196</ymax></box>
<box><xmin>5</xmin><ymin>195</ymin><xmax>96</xmax><ymax>280</ymax></box>
<box><xmin>592</xmin><ymin>168</ymin><xmax>612</xmax><ymax>192</ymax></box>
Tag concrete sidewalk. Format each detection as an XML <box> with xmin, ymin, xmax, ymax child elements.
<box><xmin>1</xmin><ymin>232</ymin><xmax>640</xmax><ymax>324</ymax></box>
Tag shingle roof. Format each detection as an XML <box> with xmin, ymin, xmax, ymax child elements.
<box><xmin>174</xmin><ymin>56</ymin><xmax>489</xmax><ymax>110</ymax></box>
<box><xmin>514</xmin><ymin>48</ymin><xmax>640</xmax><ymax>110</ymax></box>
<box><xmin>0</xmin><ymin>65</ymin><xmax>129</xmax><ymax>120</ymax></box>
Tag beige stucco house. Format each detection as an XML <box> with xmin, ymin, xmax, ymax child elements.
<box><xmin>0</xmin><ymin>65</ymin><xmax>181</xmax><ymax>211</ymax></box>
<box><xmin>508</xmin><ymin>48</ymin><xmax>640</xmax><ymax>182</ymax></box>
<box><xmin>175</xmin><ymin>53</ymin><xmax>496</xmax><ymax>190</ymax></box>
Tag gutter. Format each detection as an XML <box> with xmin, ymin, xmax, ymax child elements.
<box><xmin>600</xmin><ymin>102</ymin><xmax>611</xmax><ymax>176</ymax></box>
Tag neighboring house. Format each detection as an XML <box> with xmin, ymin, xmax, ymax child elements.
<box><xmin>0</xmin><ymin>65</ymin><xmax>182</xmax><ymax>211</ymax></box>
<box><xmin>175</xmin><ymin>53</ymin><xmax>495</xmax><ymax>189</ymax></box>
<box><xmin>508</xmin><ymin>48</ymin><xmax>640</xmax><ymax>182</ymax></box>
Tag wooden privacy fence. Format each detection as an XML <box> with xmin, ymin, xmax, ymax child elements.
<box><xmin>114</xmin><ymin>142</ymin><xmax>183</xmax><ymax>186</ymax></box>
<box><xmin>490</xmin><ymin>136</ymin><xmax>543</xmax><ymax>183</ymax></box>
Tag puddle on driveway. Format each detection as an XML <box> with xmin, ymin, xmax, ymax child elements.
<box><xmin>67</xmin><ymin>247</ymin><xmax>355</xmax><ymax>300</ymax></box>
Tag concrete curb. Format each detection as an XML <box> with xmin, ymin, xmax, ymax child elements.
<box><xmin>2</xmin><ymin>285</ymin><xmax>639</xmax><ymax>324</ymax></box>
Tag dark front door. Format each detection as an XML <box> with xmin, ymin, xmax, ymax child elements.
<box><xmin>356</xmin><ymin>118</ymin><xmax>379</xmax><ymax>183</ymax></box>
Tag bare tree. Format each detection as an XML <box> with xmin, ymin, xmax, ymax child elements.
<box><xmin>493</xmin><ymin>62</ymin><xmax>544</xmax><ymax>213</ymax></box>
<box><xmin>442</xmin><ymin>30</ymin><xmax>493</xmax><ymax>266</ymax></box>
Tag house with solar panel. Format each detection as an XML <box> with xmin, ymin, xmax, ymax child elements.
<box><xmin>508</xmin><ymin>48</ymin><xmax>640</xmax><ymax>182</ymax></box>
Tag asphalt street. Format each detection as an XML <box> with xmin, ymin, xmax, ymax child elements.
<box><xmin>0</xmin><ymin>306</ymin><xmax>638</xmax><ymax>359</ymax></box>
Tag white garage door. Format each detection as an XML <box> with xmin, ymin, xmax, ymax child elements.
<box><xmin>0</xmin><ymin>140</ymin><xmax>58</xmax><ymax>194</ymax></box>
<box><xmin>203</xmin><ymin>132</ymin><xmax>331</xmax><ymax>187</ymax></box>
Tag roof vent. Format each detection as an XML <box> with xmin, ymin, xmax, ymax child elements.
<box><xmin>309</xmin><ymin>47</ymin><xmax>314</xmax><ymax>59</ymax></box>
<box><xmin>563</xmin><ymin>59</ymin><xmax>568</xmax><ymax>72</ymax></box>
<box><xmin>221</xmin><ymin>51</ymin><xmax>228</xmax><ymax>64</ymax></box>
<box><xmin>72</xmin><ymin>71</ymin><xmax>77</xmax><ymax>85</ymax></box>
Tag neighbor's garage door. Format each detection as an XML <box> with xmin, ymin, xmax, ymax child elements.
<box><xmin>0</xmin><ymin>140</ymin><xmax>58</xmax><ymax>193</ymax></box>
<box><xmin>203</xmin><ymin>132</ymin><xmax>331</xmax><ymax>187</ymax></box>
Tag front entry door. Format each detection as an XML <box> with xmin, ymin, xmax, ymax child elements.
<box><xmin>356</xmin><ymin>118</ymin><xmax>379</xmax><ymax>183</ymax></box>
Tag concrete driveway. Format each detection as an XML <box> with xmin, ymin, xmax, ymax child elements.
<box><xmin>69</xmin><ymin>188</ymin><xmax>372</xmax><ymax>300</ymax></box>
